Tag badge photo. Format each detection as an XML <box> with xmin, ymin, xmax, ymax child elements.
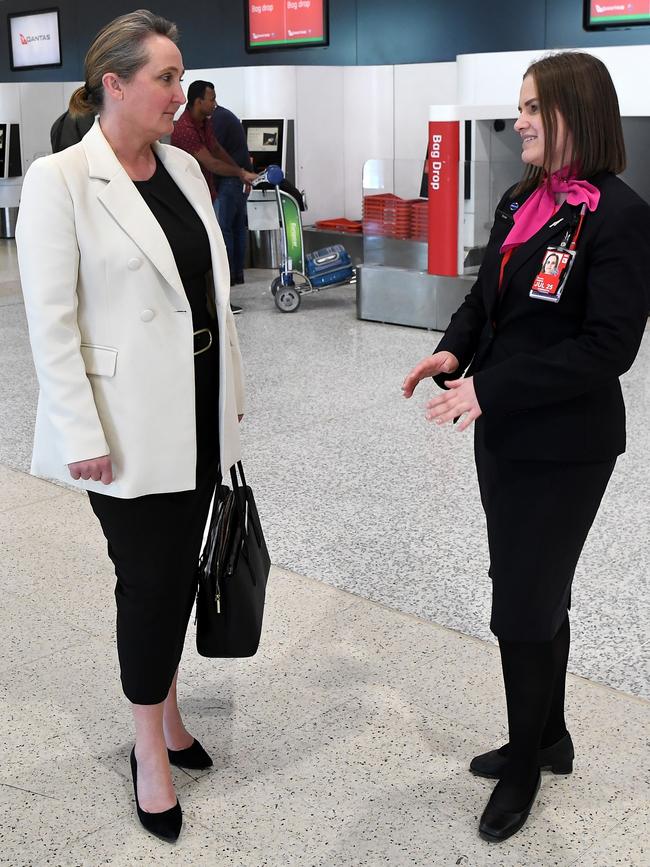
<box><xmin>530</xmin><ymin>246</ymin><xmax>576</xmax><ymax>304</ymax></box>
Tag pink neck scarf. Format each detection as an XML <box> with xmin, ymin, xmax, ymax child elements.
<box><xmin>500</xmin><ymin>169</ymin><xmax>600</xmax><ymax>254</ymax></box>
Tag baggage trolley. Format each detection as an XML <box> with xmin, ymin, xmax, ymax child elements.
<box><xmin>255</xmin><ymin>166</ymin><xmax>356</xmax><ymax>312</ymax></box>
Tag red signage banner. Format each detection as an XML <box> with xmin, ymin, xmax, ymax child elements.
<box><xmin>589</xmin><ymin>1</ymin><xmax>650</xmax><ymax>24</ymax></box>
<box><xmin>248</xmin><ymin>1</ymin><xmax>327</xmax><ymax>49</ymax></box>
<box><xmin>427</xmin><ymin>121</ymin><xmax>460</xmax><ymax>277</ymax></box>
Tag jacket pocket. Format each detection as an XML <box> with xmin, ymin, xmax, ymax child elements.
<box><xmin>80</xmin><ymin>343</ymin><xmax>118</xmax><ymax>377</ymax></box>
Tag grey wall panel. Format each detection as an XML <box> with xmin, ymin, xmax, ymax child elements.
<box><xmin>0</xmin><ymin>0</ymin><xmax>358</xmax><ymax>81</ymax></box>
<box><xmin>545</xmin><ymin>0</ymin><xmax>650</xmax><ymax>49</ymax></box>
<box><xmin>1</xmin><ymin>0</ymin><xmax>650</xmax><ymax>82</ymax></box>
<box><xmin>75</xmin><ymin>0</ymin><xmax>357</xmax><ymax>70</ymax></box>
<box><xmin>356</xmin><ymin>0</ymin><xmax>546</xmax><ymax>65</ymax></box>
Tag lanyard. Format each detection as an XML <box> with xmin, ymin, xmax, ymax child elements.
<box><xmin>560</xmin><ymin>204</ymin><xmax>587</xmax><ymax>251</ymax></box>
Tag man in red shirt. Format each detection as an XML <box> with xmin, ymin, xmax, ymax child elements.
<box><xmin>171</xmin><ymin>80</ymin><xmax>257</xmax><ymax>312</ymax></box>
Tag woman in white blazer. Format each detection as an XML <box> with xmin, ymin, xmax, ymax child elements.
<box><xmin>16</xmin><ymin>10</ymin><xmax>244</xmax><ymax>843</ymax></box>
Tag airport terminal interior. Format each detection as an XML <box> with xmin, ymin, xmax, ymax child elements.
<box><xmin>1</xmin><ymin>1</ymin><xmax>650</xmax><ymax>865</ymax></box>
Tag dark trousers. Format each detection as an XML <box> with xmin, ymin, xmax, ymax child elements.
<box><xmin>216</xmin><ymin>177</ymin><xmax>247</xmax><ymax>280</ymax></box>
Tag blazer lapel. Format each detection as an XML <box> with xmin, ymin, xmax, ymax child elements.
<box><xmin>82</xmin><ymin>121</ymin><xmax>186</xmax><ymax>301</ymax></box>
<box><xmin>480</xmin><ymin>211</ymin><xmax>514</xmax><ymax>314</ymax></box>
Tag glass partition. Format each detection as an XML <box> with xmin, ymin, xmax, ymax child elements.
<box><xmin>361</xmin><ymin>152</ymin><xmax>524</xmax><ymax>276</ymax></box>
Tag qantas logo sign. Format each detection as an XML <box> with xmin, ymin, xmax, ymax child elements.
<box><xmin>19</xmin><ymin>32</ymin><xmax>52</xmax><ymax>45</ymax></box>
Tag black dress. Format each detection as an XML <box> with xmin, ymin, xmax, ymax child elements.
<box><xmin>89</xmin><ymin>156</ymin><xmax>220</xmax><ymax>705</ymax></box>
<box><xmin>474</xmin><ymin>420</ymin><xmax>615</xmax><ymax>640</ymax></box>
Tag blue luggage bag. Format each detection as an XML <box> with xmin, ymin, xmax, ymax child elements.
<box><xmin>306</xmin><ymin>245</ymin><xmax>354</xmax><ymax>288</ymax></box>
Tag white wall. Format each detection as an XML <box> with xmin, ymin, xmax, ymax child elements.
<box><xmin>4</xmin><ymin>63</ymin><xmax>457</xmax><ymax>223</ymax></box>
<box><xmin>455</xmin><ymin>45</ymin><xmax>650</xmax><ymax>248</ymax></box>
<box><xmin>342</xmin><ymin>66</ymin><xmax>394</xmax><ymax>220</ymax></box>
<box><xmin>394</xmin><ymin>62</ymin><xmax>457</xmax><ymax>203</ymax></box>
<box><xmin>296</xmin><ymin>67</ymin><xmax>345</xmax><ymax>224</ymax></box>
<box><xmin>0</xmin><ymin>84</ymin><xmax>23</xmax><ymax>207</ymax></box>
<box><xmin>457</xmin><ymin>44</ymin><xmax>650</xmax><ymax>115</ymax></box>
<box><xmin>177</xmin><ymin>62</ymin><xmax>457</xmax><ymax>223</ymax></box>
<box><xmin>7</xmin><ymin>45</ymin><xmax>650</xmax><ymax>223</ymax></box>
<box><xmin>0</xmin><ymin>80</ymin><xmax>80</xmax><ymax>207</ymax></box>
<box><xmin>18</xmin><ymin>83</ymin><xmax>67</xmax><ymax>172</ymax></box>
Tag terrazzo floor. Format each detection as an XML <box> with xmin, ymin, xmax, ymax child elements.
<box><xmin>3</xmin><ymin>240</ymin><xmax>647</xmax><ymax>697</ymax></box>
<box><xmin>1</xmin><ymin>465</ymin><xmax>649</xmax><ymax>866</ymax></box>
<box><xmin>1</xmin><ymin>239</ymin><xmax>649</xmax><ymax>864</ymax></box>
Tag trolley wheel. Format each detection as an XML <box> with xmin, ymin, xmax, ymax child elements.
<box><xmin>275</xmin><ymin>285</ymin><xmax>301</xmax><ymax>312</ymax></box>
<box><xmin>270</xmin><ymin>276</ymin><xmax>282</xmax><ymax>297</ymax></box>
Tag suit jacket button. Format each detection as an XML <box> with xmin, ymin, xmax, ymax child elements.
<box><xmin>140</xmin><ymin>309</ymin><xmax>155</xmax><ymax>322</ymax></box>
<box><xmin>128</xmin><ymin>257</ymin><xmax>143</xmax><ymax>270</ymax></box>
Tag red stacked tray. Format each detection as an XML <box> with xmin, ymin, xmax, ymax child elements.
<box><xmin>314</xmin><ymin>217</ymin><xmax>363</xmax><ymax>234</ymax></box>
<box><xmin>382</xmin><ymin>197</ymin><xmax>414</xmax><ymax>239</ymax></box>
<box><xmin>363</xmin><ymin>194</ymin><xmax>430</xmax><ymax>240</ymax></box>
<box><xmin>410</xmin><ymin>199</ymin><xmax>429</xmax><ymax>241</ymax></box>
<box><xmin>362</xmin><ymin>193</ymin><xmax>399</xmax><ymax>237</ymax></box>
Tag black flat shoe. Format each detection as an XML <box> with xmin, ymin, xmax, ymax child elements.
<box><xmin>130</xmin><ymin>748</ymin><xmax>182</xmax><ymax>843</ymax></box>
<box><xmin>167</xmin><ymin>738</ymin><xmax>213</xmax><ymax>770</ymax></box>
<box><xmin>470</xmin><ymin>732</ymin><xmax>574</xmax><ymax>779</ymax></box>
<box><xmin>479</xmin><ymin>773</ymin><xmax>541</xmax><ymax>843</ymax></box>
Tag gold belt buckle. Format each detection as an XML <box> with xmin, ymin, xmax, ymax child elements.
<box><xmin>193</xmin><ymin>328</ymin><xmax>212</xmax><ymax>356</ymax></box>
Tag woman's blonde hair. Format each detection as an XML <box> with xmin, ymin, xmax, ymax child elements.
<box><xmin>68</xmin><ymin>9</ymin><xmax>178</xmax><ymax>116</ymax></box>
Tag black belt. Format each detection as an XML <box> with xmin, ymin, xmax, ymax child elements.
<box><xmin>193</xmin><ymin>328</ymin><xmax>213</xmax><ymax>356</ymax></box>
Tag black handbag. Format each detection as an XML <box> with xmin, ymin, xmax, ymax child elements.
<box><xmin>195</xmin><ymin>462</ymin><xmax>270</xmax><ymax>658</ymax></box>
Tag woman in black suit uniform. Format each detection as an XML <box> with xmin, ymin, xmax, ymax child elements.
<box><xmin>403</xmin><ymin>52</ymin><xmax>650</xmax><ymax>842</ymax></box>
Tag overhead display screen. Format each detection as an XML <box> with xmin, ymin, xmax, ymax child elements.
<box><xmin>8</xmin><ymin>8</ymin><xmax>62</xmax><ymax>70</ymax></box>
<box><xmin>584</xmin><ymin>1</ymin><xmax>650</xmax><ymax>29</ymax></box>
<box><xmin>245</xmin><ymin>0</ymin><xmax>329</xmax><ymax>51</ymax></box>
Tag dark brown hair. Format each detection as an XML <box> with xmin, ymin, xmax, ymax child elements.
<box><xmin>69</xmin><ymin>9</ymin><xmax>179</xmax><ymax>116</ymax></box>
<box><xmin>514</xmin><ymin>52</ymin><xmax>626</xmax><ymax>195</ymax></box>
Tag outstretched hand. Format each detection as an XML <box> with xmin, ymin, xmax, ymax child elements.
<box><xmin>401</xmin><ymin>351</ymin><xmax>459</xmax><ymax>398</ymax></box>
<box><xmin>425</xmin><ymin>377</ymin><xmax>482</xmax><ymax>432</ymax></box>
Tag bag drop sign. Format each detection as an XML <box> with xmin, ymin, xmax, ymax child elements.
<box><xmin>427</xmin><ymin>120</ymin><xmax>460</xmax><ymax>277</ymax></box>
<box><xmin>430</xmin><ymin>134</ymin><xmax>442</xmax><ymax>190</ymax></box>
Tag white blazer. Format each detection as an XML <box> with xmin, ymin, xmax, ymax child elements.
<box><xmin>16</xmin><ymin>119</ymin><xmax>245</xmax><ymax>498</ymax></box>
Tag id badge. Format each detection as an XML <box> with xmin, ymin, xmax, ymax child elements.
<box><xmin>529</xmin><ymin>246</ymin><xmax>576</xmax><ymax>304</ymax></box>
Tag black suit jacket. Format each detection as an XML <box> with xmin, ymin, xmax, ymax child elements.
<box><xmin>434</xmin><ymin>173</ymin><xmax>650</xmax><ymax>462</ymax></box>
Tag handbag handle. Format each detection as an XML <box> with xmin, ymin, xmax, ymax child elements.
<box><xmin>229</xmin><ymin>461</ymin><xmax>264</xmax><ymax>549</ymax></box>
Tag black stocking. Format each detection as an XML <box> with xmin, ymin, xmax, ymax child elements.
<box><xmin>492</xmin><ymin>636</ymin><xmax>555</xmax><ymax>811</ymax></box>
<box><xmin>541</xmin><ymin>615</ymin><xmax>570</xmax><ymax>748</ymax></box>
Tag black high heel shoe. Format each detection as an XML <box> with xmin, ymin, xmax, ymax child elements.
<box><xmin>168</xmin><ymin>738</ymin><xmax>213</xmax><ymax>771</ymax></box>
<box><xmin>130</xmin><ymin>747</ymin><xmax>182</xmax><ymax>843</ymax></box>
<box><xmin>470</xmin><ymin>732</ymin><xmax>574</xmax><ymax>779</ymax></box>
<box><xmin>479</xmin><ymin>773</ymin><xmax>541</xmax><ymax>843</ymax></box>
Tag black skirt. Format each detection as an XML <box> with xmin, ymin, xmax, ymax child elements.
<box><xmin>474</xmin><ymin>419</ymin><xmax>615</xmax><ymax>642</ymax></box>
<box><xmin>89</xmin><ymin>334</ymin><xmax>220</xmax><ymax>704</ymax></box>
